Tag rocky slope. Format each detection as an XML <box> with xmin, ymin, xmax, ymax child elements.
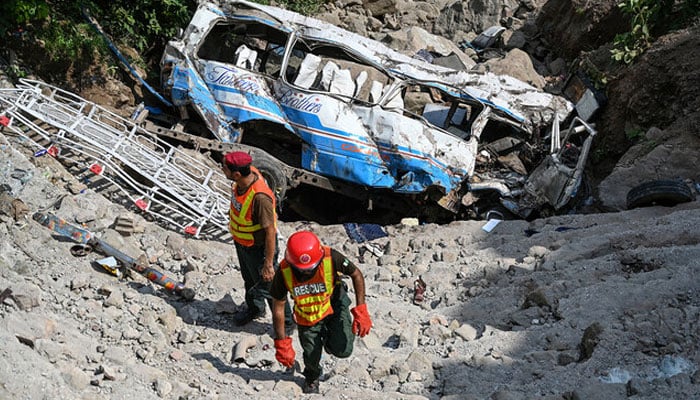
<box><xmin>2</xmin><ymin>0</ymin><xmax>700</xmax><ymax>399</ymax></box>
<box><xmin>2</xmin><ymin>124</ymin><xmax>699</xmax><ymax>399</ymax></box>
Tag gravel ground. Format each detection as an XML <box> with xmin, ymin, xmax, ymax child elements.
<box><xmin>1</xmin><ymin>130</ymin><xmax>699</xmax><ymax>400</ymax></box>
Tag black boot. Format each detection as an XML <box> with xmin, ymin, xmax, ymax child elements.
<box><xmin>302</xmin><ymin>378</ymin><xmax>319</xmax><ymax>394</ymax></box>
<box><xmin>234</xmin><ymin>309</ymin><xmax>265</xmax><ymax>326</ymax></box>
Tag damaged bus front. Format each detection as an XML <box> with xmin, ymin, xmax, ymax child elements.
<box><xmin>160</xmin><ymin>0</ymin><xmax>594</xmax><ymax>220</ymax></box>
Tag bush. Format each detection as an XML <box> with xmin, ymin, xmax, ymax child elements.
<box><xmin>612</xmin><ymin>0</ymin><xmax>700</xmax><ymax>64</ymax></box>
<box><xmin>1</xmin><ymin>0</ymin><xmax>196</xmax><ymax>70</ymax></box>
<box><xmin>273</xmin><ymin>0</ymin><xmax>328</xmax><ymax>15</ymax></box>
<box><xmin>85</xmin><ymin>0</ymin><xmax>196</xmax><ymax>55</ymax></box>
<box><xmin>0</xmin><ymin>0</ymin><xmax>49</xmax><ymax>33</ymax></box>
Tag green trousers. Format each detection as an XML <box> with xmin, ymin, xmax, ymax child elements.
<box><xmin>297</xmin><ymin>283</ymin><xmax>354</xmax><ymax>381</ymax></box>
<box><xmin>235</xmin><ymin>241</ymin><xmax>292</xmax><ymax>324</ymax></box>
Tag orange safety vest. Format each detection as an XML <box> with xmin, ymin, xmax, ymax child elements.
<box><xmin>280</xmin><ymin>246</ymin><xmax>335</xmax><ymax>326</ymax></box>
<box><xmin>228</xmin><ymin>166</ymin><xmax>276</xmax><ymax>247</ymax></box>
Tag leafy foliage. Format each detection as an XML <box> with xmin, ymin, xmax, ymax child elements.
<box><xmin>1</xmin><ymin>1</ymin><xmax>105</xmax><ymax>63</ymax></box>
<box><xmin>85</xmin><ymin>0</ymin><xmax>195</xmax><ymax>55</ymax></box>
<box><xmin>0</xmin><ymin>0</ymin><xmax>49</xmax><ymax>32</ymax></box>
<box><xmin>625</xmin><ymin>127</ymin><xmax>644</xmax><ymax>141</ymax></box>
<box><xmin>612</xmin><ymin>0</ymin><xmax>700</xmax><ymax>64</ymax></box>
<box><xmin>610</xmin><ymin>0</ymin><xmax>656</xmax><ymax>64</ymax></box>
<box><xmin>275</xmin><ymin>0</ymin><xmax>328</xmax><ymax>16</ymax></box>
<box><xmin>42</xmin><ymin>19</ymin><xmax>107</xmax><ymax>62</ymax></box>
<box><xmin>1</xmin><ymin>0</ymin><xmax>196</xmax><ymax>68</ymax></box>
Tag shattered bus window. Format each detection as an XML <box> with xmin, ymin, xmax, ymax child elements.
<box><xmin>286</xmin><ymin>38</ymin><xmax>393</xmax><ymax>105</ymax></box>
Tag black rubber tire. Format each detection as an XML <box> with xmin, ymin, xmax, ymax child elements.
<box><xmin>253</xmin><ymin>154</ymin><xmax>288</xmax><ymax>208</ymax></box>
<box><xmin>626</xmin><ymin>179</ymin><xmax>694</xmax><ymax>209</ymax></box>
<box><xmin>485</xmin><ymin>210</ymin><xmax>507</xmax><ymax>221</ymax></box>
<box><xmin>479</xmin><ymin>204</ymin><xmax>515</xmax><ymax>221</ymax></box>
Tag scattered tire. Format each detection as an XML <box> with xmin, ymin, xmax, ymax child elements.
<box><xmin>480</xmin><ymin>205</ymin><xmax>515</xmax><ymax>221</ymax></box>
<box><xmin>253</xmin><ymin>153</ymin><xmax>288</xmax><ymax>207</ymax></box>
<box><xmin>625</xmin><ymin>179</ymin><xmax>695</xmax><ymax>209</ymax></box>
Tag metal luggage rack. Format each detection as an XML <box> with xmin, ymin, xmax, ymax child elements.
<box><xmin>0</xmin><ymin>79</ymin><xmax>231</xmax><ymax>238</ymax></box>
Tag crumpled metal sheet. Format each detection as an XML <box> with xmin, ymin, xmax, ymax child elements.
<box><xmin>160</xmin><ymin>0</ymin><xmax>589</xmax><ymax>216</ymax></box>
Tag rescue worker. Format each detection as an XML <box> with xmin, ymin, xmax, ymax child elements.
<box><xmin>270</xmin><ymin>230</ymin><xmax>372</xmax><ymax>394</ymax></box>
<box><xmin>221</xmin><ymin>151</ymin><xmax>292</xmax><ymax>327</ymax></box>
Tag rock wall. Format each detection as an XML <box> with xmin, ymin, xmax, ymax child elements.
<box><xmin>535</xmin><ymin>0</ymin><xmax>628</xmax><ymax>58</ymax></box>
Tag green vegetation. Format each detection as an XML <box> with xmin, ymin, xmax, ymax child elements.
<box><xmin>1</xmin><ymin>0</ymin><xmax>196</xmax><ymax>72</ymax></box>
<box><xmin>42</xmin><ymin>17</ymin><xmax>106</xmax><ymax>62</ymax></box>
<box><xmin>625</xmin><ymin>127</ymin><xmax>644</xmax><ymax>141</ymax></box>
<box><xmin>0</xmin><ymin>0</ymin><xmax>49</xmax><ymax>31</ymax></box>
<box><xmin>5</xmin><ymin>64</ymin><xmax>27</xmax><ymax>80</ymax></box>
<box><xmin>89</xmin><ymin>0</ymin><xmax>195</xmax><ymax>54</ymax></box>
<box><xmin>276</xmin><ymin>0</ymin><xmax>328</xmax><ymax>15</ymax></box>
<box><xmin>1</xmin><ymin>0</ymin><xmax>331</xmax><ymax>83</ymax></box>
<box><xmin>611</xmin><ymin>0</ymin><xmax>657</xmax><ymax>64</ymax></box>
<box><xmin>612</xmin><ymin>0</ymin><xmax>700</xmax><ymax>64</ymax></box>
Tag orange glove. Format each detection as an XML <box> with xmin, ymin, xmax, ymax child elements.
<box><xmin>274</xmin><ymin>337</ymin><xmax>295</xmax><ymax>368</ymax></box>
<box><xmin>350</xmin><ymin>303</ymin><xmax>372</xmax><ymax>337</ymax></box>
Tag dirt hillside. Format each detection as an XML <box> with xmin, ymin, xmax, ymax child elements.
<box><xmin>1</xmin><ymin>1</ymin><xmax>699</xmax><ymax>399</ymax></box>
<box><xmin>1</xmin><ymin>129</ymin><xmax>699</xmax><ymax>399</ymax></box>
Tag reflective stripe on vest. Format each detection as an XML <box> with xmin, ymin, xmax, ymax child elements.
<box><xmin>280</xmin><ymin>246</ymin><xmax>334</xmax><ymax>326</ymax></box>
<box><xmin>228</xmin><ymin>167</ymin><xmax>276</xmax><ymax>247</ymax></box>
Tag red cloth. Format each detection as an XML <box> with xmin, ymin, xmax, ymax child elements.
<box><xmin>224</xmin><ymin>151</ymin><xmax>252</xmax><ymax>168</ymax></box>
<box><xmin>351</xmin><ymin>303</ymin><xmax>372</xmax><ymax>337</ymax></box>
<box><xmin>274</xmin><ymin>337</ymin><xmax>295</xmax><ymax>368</ymax></box>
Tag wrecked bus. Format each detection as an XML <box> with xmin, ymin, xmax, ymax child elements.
<box><xmin>158</xmin><ymin>0</ymin><xmax>595</xmax><ymax>221</ymax></box>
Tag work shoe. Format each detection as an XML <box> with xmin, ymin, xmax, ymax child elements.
<box><xmin>302</xmin><ymin>378</ymin><xmax>319</xmax><ymax>394</ymax></box>
<box><xmin>234</xmin><ymin>309</ymin><xmax>265</xmax><ymax>326</ymax></box>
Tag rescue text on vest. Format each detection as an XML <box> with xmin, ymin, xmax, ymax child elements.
<box><xmin>293</xmin><ymin>282</ymin><xmax>327</xmax><ymax>297</ymax></box>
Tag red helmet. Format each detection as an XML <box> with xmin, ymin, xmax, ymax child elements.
<box><xmin>285</xmin><ymin>231</ymin><xmax>324</xmax><ymax>270</ymax></box>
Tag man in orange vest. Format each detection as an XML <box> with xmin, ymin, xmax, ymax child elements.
<box><xmin>222</xmin><ymin>151</ymin><xmax>292</xmax><ymax>327</ymax></box>
<box><xmin>270</xmin><ymin>230</ymin><xmax>373</xmax><ymax>394</ymax></box>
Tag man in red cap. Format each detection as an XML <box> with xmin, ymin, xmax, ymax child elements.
<box><xmin>221</xmin><ymin>151</ymin><xmax>292</xmax><ymax>327</ymax></box>
<box><xmin>269</xmin><ymin>230</ymin><xmax>372</xmax><ymax>394</ymax></box>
